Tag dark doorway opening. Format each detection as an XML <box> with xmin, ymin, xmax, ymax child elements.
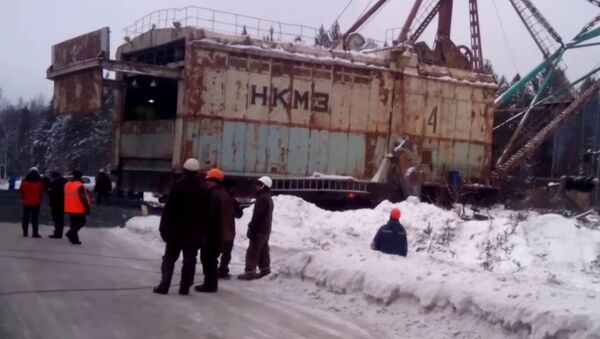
<box><xmin>124</xmin><ymin>76</ymin><xmax>178</xmax><ymax>121</ymax></box>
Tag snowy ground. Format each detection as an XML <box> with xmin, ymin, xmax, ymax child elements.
<box><xmin>114</xmin><ymin>196</ymin><xmax>600</xmax><ymax>338</ymax></box>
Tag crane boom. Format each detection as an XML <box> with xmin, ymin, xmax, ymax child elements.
<box><xmin>494</xmin><ymin>79</ymin><xmax>600</xmax><ymax>177</ymax></box>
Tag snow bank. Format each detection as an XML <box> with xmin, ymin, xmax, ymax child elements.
<box><xmin>118</xmin><ymin>195</ymin><xmax>600</xmax><ymax>338</ymax></box>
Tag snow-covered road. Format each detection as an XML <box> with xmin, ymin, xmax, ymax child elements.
<box><xmin>0</xmin><ymin>223</ymin><xmax>383</xmax><ymax>339</ymax></box>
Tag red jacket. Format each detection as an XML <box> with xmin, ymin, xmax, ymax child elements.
<box><xmin>20</xmin><ymin>181</ymin><xmax>45</xmax><ymax>206</ymax></box>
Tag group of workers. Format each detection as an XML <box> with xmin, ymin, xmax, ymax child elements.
<box><xmin>154</xmin><ymin>158</ymin><xmax>274</xmax><ymax>295</ymax></box>
<box><xmin>19</xmin><ymin>167</ymin><xmax>91</xmax><ymax>244</ymax></box>
<box><xmin>17</xmin><ymin>159</ymin><xmax>408</xmax><ymax>296</ymax></box>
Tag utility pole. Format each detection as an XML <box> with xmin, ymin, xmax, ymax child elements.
<box><xmin>0</xmin><ymin>110</ymin><xmax>7</xmax><ymax>180</ymax></box>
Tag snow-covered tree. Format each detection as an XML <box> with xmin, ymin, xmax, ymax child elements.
<box><xmin>314</xmin><ymin>25</ymin><xmax>331</xmax><ymax>47</ymax></box>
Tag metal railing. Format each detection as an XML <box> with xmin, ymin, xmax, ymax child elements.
<box><xmin>271</xmin><ymin>177</ymin><xmax>369</xmax><ymax>194</ymax></box>
<box><xmin>124</xmin><ymin>6</ymin><xmax>319</xmax><ymax>44</ymax></box>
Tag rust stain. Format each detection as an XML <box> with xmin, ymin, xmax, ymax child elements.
<box><xmin>54</xmin><ymin>69</ymin><xmax>103</xmax><ymax>114</ymax></box>
<box><xmin>52</xmin><ymin>27</ymin><xmax>108</xmax><ymax>68</ymax></box>
<box><xmin>177</xmin><ymin>41</ymin><xmax>495</xmax><ymax>182</ymax></box>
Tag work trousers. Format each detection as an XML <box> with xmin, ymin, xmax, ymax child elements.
<box><xmin>218</xmin><ymin>240</ymin><xmax>234</xmax><ymax>276</ymax></box>
<box><xmin>67</xmin><ymin>214</ymin><xmax>86</xmax><ymax>240</ymax></box>
<box><xmin>51</xmin><ymin>205</ymin><xmax>64</xmax><ymax>237</ymax></box>
<box><xmin>22</xmin><ymin>205</ymin><xmax>40</xmax><ymax>236</ymax></box>
<box><xmin>96</xmin><ymin>192</ymin><xmax>111</xmax><ymax>205</ymax></box>
<box><xmin>200</xmin><ymin>242</ymin><xmax>220</xmax><ymax>289</ymax></box>
<box><xmin>244</xmin><ymin>233</ymin><xmax>271</xmax><ymax>274</ymax></box>
<box><xmin>158</xmin><ymin>243</ymin><xmax>199</xmax><ymax>290</ymax></box>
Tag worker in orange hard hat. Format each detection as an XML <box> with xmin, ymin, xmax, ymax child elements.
<box><xmin>195</xmin><ymin>168</ymin><xmax>243</xmax><ymax>287</ymax></box>
<box><xmin>371</xmin><ymin>207</ymin><xmax>408</xmax><ymax>257</ymax></box>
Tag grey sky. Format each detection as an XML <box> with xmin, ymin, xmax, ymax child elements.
<box><xmin>0</xmin><ymin>0</ymin><xmax>599</xmax><ymax>103</ymax></box>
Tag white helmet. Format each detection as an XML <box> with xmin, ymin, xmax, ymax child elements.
<box><xmin>182</xmin><ymin>158</ymin><xmax>200</xmax><ymax>171</ymax></box>
<box><xmin>29</xmin><ymin>167</ymin><xmax>39</xmax><ymax>173</ymax></box>
<box><xmin>257</xmin><ymin>176</ymin><xmax>273</xmax><ymax>189</ymax></box>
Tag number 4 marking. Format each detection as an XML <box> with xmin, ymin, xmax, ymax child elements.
<box><xmin>427</xmin><ymin>107</ymin><xmax>438</xmax><ymax>133</ymax></box>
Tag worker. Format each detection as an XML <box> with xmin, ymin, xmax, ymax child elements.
<box><xmin>154</xmin><ymin>158</ymin><xmax>218</xmax><ymax>295</ymax></box>
<box><xmin>64</xmin><ymin>170</ymin><xmax>91</xmax><ymax>245</ymax></box>
<box><xmin>8</xmin><ymin>173</ymin><xmax>18</xmax><ymax>190</ymax></box>
<box><xmin>371</xmin><ymin>208</ymin><xmax>408</xmax><ymax>257</ymax></box>
<box><xmin>19</xmin><ymin>167</ymin><xmax>45</xmax><ymax>238</ymax></box>
<box><xmin>94</xmin><ymin>169</ymin><xmax>112</xmax><ymax>205</ymax></box>
<box><xmin>47</xmin><ymin>171</ymin><xmax>67</xmax><ymax>239</ymax></box>
<box><xmin>199</xmin><ymin>168</ymin><xmax>242</xmax><ymax>283</ymax></box>
<box><xmin>238</xmin><ymin>176</ymin><xmax>274</xmax><ymax>281</ymax></box>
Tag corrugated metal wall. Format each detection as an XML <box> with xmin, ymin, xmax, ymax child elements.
<box><xmin>181</xmin><ymin>48</ymin><xmax>392</xmax><ymax>178</ymax></box>
<box><xmin>177</xmin><ymin>44</ymin><xmax>494</xmax><ymax>183</ymax></box>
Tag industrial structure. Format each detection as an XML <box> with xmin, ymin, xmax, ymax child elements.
<box><xmin>46</xmin><ymin>1</ymin><xmax>600</xmax><ymax>206</ymax></box>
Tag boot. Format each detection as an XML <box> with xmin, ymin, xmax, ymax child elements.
<box><xmin>155</xmin><ymin>258</ymin><xmax>175</xmax><ymax>295</ymax></box>
<box><xmin>218</xmin><ymin>270</ymin><xmax>232</xmax><ymax>280</ymax></box>
<box><xmin>66</xmin><ymin>231</ymin><xmax>82</xmax><ymax>245</ymax></box>
<box><xmin>257</xmin><ymin>270</ymin><xmax>271</xmax><ymax>279</ymax></box>
<box><xmin>237</xmin><ymin>272</ymin><xmax>259</xmax><ymax>281</ymax></box>
<box><xmin>193</xmin><ymin>284</ymin><xmax>218</xmax><ymax>293</ymax></box>
<box><xmin>32</xmin><ymin>234</ymin><xmax>41</xmax><ymax>239</ymax></box>
<box><xmin>153</xmin><ymin>285</ymin><xmax>169</xmax><ymax>295</ymax></box>
<box><xmin>179</xmin><ymin>286</ymin><xmax>190</xmax><ymax>295</ymax></box>
<box><xmin>49</xmin><ymin>234</ymin><xmax>62</xmax><ymax>239</ymax></box>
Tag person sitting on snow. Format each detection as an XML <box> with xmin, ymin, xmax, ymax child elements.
<box><xmin>371</xmin><ymin>208</ymin><xmax>408</xmax><ymax>257</ymax></box>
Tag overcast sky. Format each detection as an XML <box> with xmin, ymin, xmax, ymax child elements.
<box><xmin>0</xmin><ymin>0</ymin><xmax>599</xmax><ymax>103</ymax></box>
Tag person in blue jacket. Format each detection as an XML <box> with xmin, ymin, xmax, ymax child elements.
<box><xmin>371</xmin><ymin>208</ymin><xmax>408</xmax><ymax>257</ymax></box>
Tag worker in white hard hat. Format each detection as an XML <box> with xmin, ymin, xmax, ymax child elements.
<box><xmin>238</xmin><ymin>176</ymin><xmax>274</xmax><ymax>280</ymax></box>
<box><xmin>154</xmin><ymin>158</ymin><xmax>220</xmax><ymax>295</ymax></box>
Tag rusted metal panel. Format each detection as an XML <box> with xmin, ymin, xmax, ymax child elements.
<box><xmin>224</xmin><ymin>69</ymin><xmax>248</xmax><ymax>120</ymax></box>
<box><xmin>177</xmin><ymin>41</ymin><xmax>495</xmax><ymax>183</ymax></box>
<box><xmin>266</xmin><ymin>125</ymin><xmax>290</xmax><ymax>174</ymax></box>
<box><xmin>288</xmin><ymin>127</ymin><xmax>310</xmax><ymax>174</ymax></box>
<box><xmin>349</xmin><ymin>82</ymin><xmax>370</xmax><ymax>131</ymax></box>
<box><xmin>347</xmin><ymin>133</ymin><xmax>367</xmax><ymax>177</ymax></box>
<box><xmin>53</xmin><ymin>69</ymin><xmax>103</xmax><ymax>115</ymax></box>
<box><xmin>50</xmin><ymin>28</ymin><xmax>110</xmax><ymax>115</ymax></box>
<box><xmin>331</xmin><ymin>66</ymin><xmax>353</xmax><ymax>131</ymax></box>
<box><xmin>327</xmin><ymin>132</ymin><xmax>349</xmax><ymax>174</ymax></box>
<box><xmin>52</xmin><ymin>27</ymin><xmax>109</xmax><ymax>68</ymax></box>
<box><xmin>120</xmin><ymin>121</ymin><xmax>174</xmax><ymax>160</ymax></box>
<box><xmin>307</xmin><ymin>129</ymin><xmax>330</xmax><ymax>174</ymax></box>
<box><xmin>454</xmin><ymin>100</ymin><xmax>472</xmax><ymax>139</ymax></box>
<box><xmin>244</xmin><ymin>123</ymin><xmax>268</xmax><ymax>173</ymax></box>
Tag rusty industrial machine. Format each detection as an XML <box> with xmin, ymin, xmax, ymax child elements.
<box><xmin>46</xmin><ymin>1</ymin><xmax>600</xmax><ymax>206</ymax></box>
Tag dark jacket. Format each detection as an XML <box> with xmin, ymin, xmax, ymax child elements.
<box><xmin>371</xmin><ymin>220</ymin><xmax>408</xmax><ymax>257</ymax></box>
<box><xmin>47</xmin><ymin>176</ymin><xmax>67</xmax><ymax>209</ymax></box>
<box><xmin>207</xmin><ymin>180</ymin><xmax>243</xmax><ymax>242</ymax></box>
<box><xmin>159</xmin><ymin>174</ymin><xmax>215</xmax><ymax>245</ymax></box>
<box><xmin>248</xmin><ymin>190</ymin><xmax>273</xmax><ymax>236</ymax></box>
<box><xmin>94</xmin><ymin>172</ymin><xmax>112</xmax><ymax>193</ymax></box>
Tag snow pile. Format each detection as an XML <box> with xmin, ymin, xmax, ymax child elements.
<box><xmin>117</xmin><ymin>195</ymin><xmax>600</xmax><ymax>337</ymax></box>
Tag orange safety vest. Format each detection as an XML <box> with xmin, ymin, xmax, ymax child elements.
<box><xmin>64</xmin><ymin>181</ymin><xmax>90</xmax><ymax>214</ymax></box>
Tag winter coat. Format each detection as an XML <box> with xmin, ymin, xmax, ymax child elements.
<box><xmin>248</xmin><ymin>189</ymin><xmax>273</xmax><ymax>236</ymax></box>
<box><xmin>371</xmin><ymin>219</ymin><xmax>408</xmax><ymax>257</ymax></box>
<box><xmin>94</xmin><ymin>173</ymin><xmax>112</xmax><ymax>193</ymax></box>
<box><xmin>47</xmin><ymin>176</ymin><xmax>67</xmax><ymax>210</ymax></box>
<box><xmin>207</xmin><ymin>180</ymin><xmax>242</xmax><ymax>242</ymax></box>
<box><xmin>159</xmin><ymin>174</ymin><xmax>216</xmax><ymax>246</ymax></box>
<box><xmin>19</xmin><ymin>172</ymin><xmax>45</xmax><ymax>207</ymax></box>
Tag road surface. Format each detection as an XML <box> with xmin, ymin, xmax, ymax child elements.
<box><xmin>0</xmin><ymin>223</ymin><xmax>379</xmax><ymax>339</ymax></box>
